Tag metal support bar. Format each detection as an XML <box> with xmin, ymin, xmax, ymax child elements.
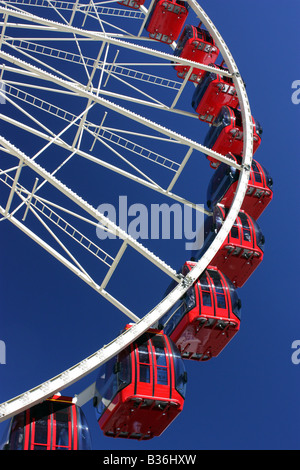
<box><xmin>100</xmin><ymin>240</ymin><xmax>127</xmax><ymax>290</ymax></box>
<box><xmin>167</xmin><ymin>147</ymin><xmax>193</xmax><ymax>192</ymax></box>
<box><xmin>90</xmin><ymin>111</ymin><xmax>107</xmax><ymax>151</ymax></box>
<box><xmin>103</xmin><ymin>49</ymin><xmax>119</xmax><ymax>87</ymax></box>
<box><xmin>4</xmin><ymin>160</ymin><xmax>23</xmax><ymax>215</ymax></box>
<box><xmin>73</xmin><ymin>382</ymin><xmax>96</xmax><ymax>407</ymax></box>
<box><xmin>22</xmin><ymin>177</ymin><xmax>38</xmax><ymax>221</ymax></box>
<box><xmin>170</xmin><ymin>66</ymin><xmax>193</xmax><ymax>110</ymax></box>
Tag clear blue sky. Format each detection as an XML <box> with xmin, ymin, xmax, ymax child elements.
<box><xmin>0</xmin><ymin>0</ymin><xmax>299</xmax><ymax>451</ymax></box>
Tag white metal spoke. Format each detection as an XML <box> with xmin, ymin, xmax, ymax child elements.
<box><xmin>0</xmin><ymin>112</ymin><xmax>210</xmax><ymax>214</ymax></box>
<box><xmin>4</xmin><ymin>159</ymin><xmax>23</xmax><ymax>215</ymax></box>
<box><xmin>0</xmin><ymin>6</ymin><xmax>233</xmax><ymax>78</ymax></box>
<box><xmin>0</xmin><ymin>170</ymin><xmax>116</xmax><ymax>267</ymax></box>
<box><xmin>28</xmin><ymin>201</ymin><xmax>97</xmax><ymax>284</ymax></box>
<box><xmin>0</xmin><ymin>49</ymin><xmax>241</xmax><ymax>169</ymax></box>
<box><xmin>0</xmin><ymin>135</ymin><xmax>180</xmax><ymax>280</ymax></box>
<box><xmin>0</xmin><ymin>204</ymin><xmax>141</xmax><ymax>323</ymax></box>
<box><xmin>2</xmin><ymin>38</ymin><xmax>183</xmax><ymax>90</ymax></box>
<box><xmin>1</xmin><ymin>37</ymin><xmax>209</xmax><ymax>112</ymax></box>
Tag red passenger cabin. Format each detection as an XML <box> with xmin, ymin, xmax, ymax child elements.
<box><xmin>191</xmin><ymin>205</ymin><xmax>265</xmax><ymax>287</ymax></box>
<box><xmin>118</xmin><ymin>0</ymin><xmax>145</xmax><ymax>8</ymax></box>
<box><xmin>192</xmin><ymin>64</ymin><xmax>239</xmax><ymax>122</ymax></box>
<box><xmin>94</xmin><ymin>325</ymin><xmax>187</xmax><ymax>440</ymax></box>
<box><xmin>145</xmin><ymin>0</ymin><xmax>189</xmax><ymax>44</ymax></box>
<box><xmin>0</xmin><ymin>395</ymin><xmax>91</xmax><ymax>450</ymax></box>
<box><xmin>206</xmin><ymin>154</ymin><xmax>273</xmax><ymax>219</ymax></box>
<box><xmin>173</xmin><ymin>25</ymin><xmax>219</xmax><ymax>82</ymax></box>
<box><xmin>203</xmin><ymin>106</ymin><xmax>263</xmax><ymax>168</ymax></box>
<box><xmin>159</xmin><ymin>262</ymin><xmax>241</xmax><ymax>361</ymax></box>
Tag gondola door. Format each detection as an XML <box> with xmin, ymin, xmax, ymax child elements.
<box><xmin>134</xmin><ymin>335</ymin><xmax>171</xmax><ymax>401</ymax></box>
<box><xmin>152</xmin><ymin>335</ymin><xmax>171</xmax><ymax>399</ymax></box>
<box><xmin>26</xmin><ymin>407</ymin><xmax>52</xmax><ymax>450</ymax></box>
<box><xmin>135</xmin><ymin>340</ymin><xmax>154</xmax><ymax>398</ymax></box>
<box><xmin>26</xmin><ymin>399</ymin><xmax>75</xmax><ymax>450</ymax></box>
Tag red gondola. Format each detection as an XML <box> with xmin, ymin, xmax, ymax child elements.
<box><xmin>192</xmin><ymin>64</ymin><xmax>239</xmax><ymax>122</ymax></box>
<box><xmin>191</xmin><ymin>205</ymin><xmax>265</xmax><ymax>287</ymax></box>
<box><xmin>0</xmin><ymin>395</ymin><xmax>91</xmax><ymax>450</ymax></box>
<box><xmin>145</xmin><ymin>0</ymin><xmax>189</xmax><ymax>44</ymax></box>
<box><xmin>207</xmin><ymin>154</ymin><xmax>273</xmax><ymax>219</ymax></box>
<box><xmin>203</xmin><ymin>106</ymin><xmax>263</xmax><ymax>168</ymax></box>
<box><xmin>94</xmin><ymin>324</ymin><xmax>187</xmax><ymax>440</ymax></box>
<box><xmin>159</xmin><ymin>262</ymin><xmax>241</xmax><ymax>361</ymax></box>
<box><xmin>173</xmin><ymin>25</ymin><xmax>219</xmax><ymax>82</ymax></box>
<box><xmin>118</xmin><ymin>0</ymin><xmax>145</xmax><ymax>9</ymax></box>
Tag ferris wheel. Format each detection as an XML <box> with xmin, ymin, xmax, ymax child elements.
<box><xmin>0</xmin><ymin>0</ymin><xmax>261</xmax><ymax>445</ymax></box>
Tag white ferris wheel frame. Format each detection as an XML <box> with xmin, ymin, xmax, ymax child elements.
<box><xmin>0</xmin><ymin>0</ymin><xmax>253</xmax><ymax>422</ymax></box>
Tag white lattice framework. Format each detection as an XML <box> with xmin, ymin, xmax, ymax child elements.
<box><xmin>0</xmin><ymin>0</ymin><xmax>253</xmax><ymax>421</ymax></box>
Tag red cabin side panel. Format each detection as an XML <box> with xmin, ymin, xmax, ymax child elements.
<box><xmin>210</xmin><ymin>247</ymin><xmax>263</xmax><ymax>287</ymax></box>
<box><xmin>195</xmin><ymin>80</ymin><xmax>239</xmax><ymax>123</ymax></box>
<box><xmin>174</xmin><ymin>28</ymin><xmax>219</xmax><ymax>82</ymax></box>
<box><xmin>217</xmin><ymin>123</ymin><xmax>261</xmax><ymax>156</ymax></box>
<box><xmin>174</xmin><ymin>317</ymin><xmax>240</xmax><ymax>361</ymax></box>
<box><xmin>217</xmin><ymin>180</ymin><xmax>273</xmax><ymax>220</ymax></box>
<box><xmin>240</xmin><ymin>190</ymin><xmax>273</xmax><ymax>220</ymax></box>
<box><xmin>209</xmin><ymin>211</ymin><xmax>264</xmax><ymax>287</ymax></box>
<box><xmin>98</xmin><ymin>334</ymin><xmax>185</xmax><ymax>440</ymax></box>
<box><xmin>169</xmin><ymin>263</ymin><xmax>240</xmax><ymax>361</ymax></box>
<box><xmin>99</xmin><ymin>393</ymin><xmax>183</xmax><ymax>439</ymax></box>
<box><xmin>206</xmin><ymin>112</ymin><xmax>262</xmax><ymax>168</ymax></box>
<box><xmin>146</xmin><ymin>1</ymin><xmax>189</xmax><ymax>44</ymax></box>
